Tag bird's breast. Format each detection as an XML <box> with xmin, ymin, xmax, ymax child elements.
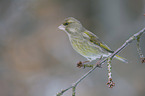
<box><xmin>70</xmin><ymin>37</ymin><xmax>104</xmax><ymax>58</ymax></box>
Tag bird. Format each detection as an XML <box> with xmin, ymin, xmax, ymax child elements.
<box><xmin>58</xmin><ymin>17</ymin><xmax>128</xmax><ymax>64</ymax></box>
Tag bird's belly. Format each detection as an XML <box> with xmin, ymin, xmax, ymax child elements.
<box><xmin>71</xmin><ymin>39</ymin><xmax>104</xmax><ymax>59</ymax></box>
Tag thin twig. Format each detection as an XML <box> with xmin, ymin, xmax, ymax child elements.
<box><xmin>56</xmin><ymin>28</ymin><xmax>145</xmax><ymax>96</ymax></box>
<box><xmin>136</xmin><ymin>36</ymin><xmax>145</xmax><ymax>63</ymax></box>
<box><xmin>136</xmin><ymin>37</ymin><xmax>143</xmax><ymax>58</ymax></box>
<box><xmin>106</xmin><ymin>57</ymin><xmax>115</xmax><ymax>88</ymax></box>
<box><xmin>110</xmin><ymin>28</ymin><xmax>145</xmax><ymax>59</ymax></box>
<box><xmin>57</xmin><ymin>58</ymin><xmax>108</xmax><ymax>96</ymax></box>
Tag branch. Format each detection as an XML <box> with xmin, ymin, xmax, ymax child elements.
<box><xmin>110</xmin><ymin>28</ymin><xmax>145</xmax><ymax>59</ymax></box>
<box><xmin>56</xmin><ymin>28</ymin><xmax>145</xmax><ymax>96</ymax></box>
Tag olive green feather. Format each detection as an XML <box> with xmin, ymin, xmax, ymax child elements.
<box><xmin>83</xmin><ymin>31</ymin><xmax>114</xmax><ymax>53</ymax></box>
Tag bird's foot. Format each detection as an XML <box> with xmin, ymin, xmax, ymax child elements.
<box><xmin>96</xmin><ymin>56</ymin><xmax>103</xmax><ymax>68</ymax></box>
<box><xmin>96</xmin><ymin>63</ymin><xmax>102</xmax><ymax>68</ymax></box>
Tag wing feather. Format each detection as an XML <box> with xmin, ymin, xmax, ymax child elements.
<box><xmin>83</xmin><ymin>31</ymin><xmax>114</xmax><ymax>53</ymax></box>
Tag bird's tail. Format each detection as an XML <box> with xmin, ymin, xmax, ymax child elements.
<box><xmin>114</xmin><ymin>55</ymin><xmax>128</xmax><ymax>63</ymax></box>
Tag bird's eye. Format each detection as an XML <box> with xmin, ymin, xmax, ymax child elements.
<box><xmin>63</xmin><ymin>22</ymin><xmax>69</xmax><ymax>26</ymax></box>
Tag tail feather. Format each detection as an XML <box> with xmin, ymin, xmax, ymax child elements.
<box><xmin>115</xmin><ymin>55</ymin><xmax>128</xmax><ymax>63</ymax></box>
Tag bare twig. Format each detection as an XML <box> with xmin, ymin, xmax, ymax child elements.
<box><xmin>56</xmin><ymin>28</ymin><xmax>145</xmax><ymax>96</ymax></box>
<box><xmin>136</xmin><ymin>36</ymin><xmax>145</xmax><ymax>63</ymax></box>
<box><xmin>106</xmin><ymin>57</ymin><xmax>115</xmax><ymax>88</ymax></box>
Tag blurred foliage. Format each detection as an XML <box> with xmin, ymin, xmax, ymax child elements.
<box><xmin>0</xmin><ymin>0</ymin><xmax>145</xmax><ymax>96</ymax></box>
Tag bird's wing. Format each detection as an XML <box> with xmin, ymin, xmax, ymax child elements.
<box><xmin>82</xmin><ymin>31</ymin><xmax>114</xmax><ymax>53</ymax></box>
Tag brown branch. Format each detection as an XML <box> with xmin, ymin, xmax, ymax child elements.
<box><xmin>56</xmin><ymin>28</ymin><xmax>145</xmax><ymax>96</ymax></box>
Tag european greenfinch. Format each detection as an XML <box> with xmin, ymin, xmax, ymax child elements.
<box><xmin>58</xmin><ymin>17</ymin><xmax>128</xmax><ymax>63</ymax></box>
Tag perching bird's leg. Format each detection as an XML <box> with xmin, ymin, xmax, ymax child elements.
<box><xmin>96</xmin><ymin>56</ymin><xmax>103</xmax><ymax>68</ymax></box>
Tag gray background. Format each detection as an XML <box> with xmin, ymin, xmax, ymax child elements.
<box><xmin>0</xmin><ymin>0</ymin><xmax>145</xmax><ymax>96</ymax></box>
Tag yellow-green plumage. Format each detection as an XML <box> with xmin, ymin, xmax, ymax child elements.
<box><xmin>70</xmin><ymin>36</ymin><xmax>105</xmax><ymax>61</ymax></box>
<box><xmin>58</xmin><ymin>17</ymin><xmax>128</xmax><ymax>63</ymax></box>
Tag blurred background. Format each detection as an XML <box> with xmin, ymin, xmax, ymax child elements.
<box><xmin>0</xmin><ymin>0</ymin><xmax>145</xmax><ymax>96</ymax></box>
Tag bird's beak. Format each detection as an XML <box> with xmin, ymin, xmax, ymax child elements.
<box><xmin>58</xmin><ymin>24</ymin><xmax>65</xmax><ymax>31</ymax></box>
